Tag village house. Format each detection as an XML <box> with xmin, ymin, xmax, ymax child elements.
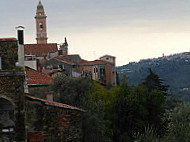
<box><xmin>0</xmin><ymin>35</ymin><xmax>84</xmax><ymax>142</ymax></box>
<box><xmin>24</xmin><ymin>0</ymin><xmax>117</xmax><ymax>86</ymax></box>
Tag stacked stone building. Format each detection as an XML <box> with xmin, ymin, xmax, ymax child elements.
<box><xmin>0</xmin><ymin>0</ymin><xmax>117</xmax><ymax>141</ymax></box>
<box><xmin>0</xmin><ymin>37</ymin><xmax>84</xmax><ymax>142</ymax></box>
<box><xmin>24</xmin><ymin>0</ymin><xmax>117</xmax><ymax>87</ymax></box>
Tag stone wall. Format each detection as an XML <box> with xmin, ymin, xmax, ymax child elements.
<box><xmin>25</xmin><ymin>99</ymin><xmax>83</xmax><ymax>142</ymax></box>
<box><xmin>0</xmin><ymin>40</ymin><xmax>18</xmax><ymax>70</ymax></box>
<box><xmin>0</xmin><ymin>70</ymin><xmax>26</xmax><ymax>142</ymax></box>
<box><xmin>0</xmin><ymin>39</ymin><xmax>26</xmax><ymax>141</ymax></box>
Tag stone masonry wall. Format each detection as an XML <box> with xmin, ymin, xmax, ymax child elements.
<box><xmin>0</xmin><ymin>40</ymin><xmax>18</xmax><ymax>70</ymax></box>
<box><xmin>0</xmin><ymin>71</ymin><xmax>26</xmax><ymax>142</ymax></box>
<box><xmin>0</xmin><ymin>39</ymin><xmax>26</xmax><ymax>141</ymax></box>
<box><xmin>26</xmin><ymin>99</ymin><xmax>83</xmax><ymax>142</ymax></box>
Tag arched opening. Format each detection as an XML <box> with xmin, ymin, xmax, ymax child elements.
<box><xmin>0</xmin><ymin>98</ymin><xmax>15</xmax><ymax>131</ymax></box>
<box><xmin>39</xmin><ymin>22</ymin><xmax>43</xmax><ymax>30</ymax></box>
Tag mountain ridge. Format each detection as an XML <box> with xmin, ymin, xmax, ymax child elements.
<box><xmin>117</xmin><ymin>51</ymin><xmax>190</xmax><ymax>101</ymax></box>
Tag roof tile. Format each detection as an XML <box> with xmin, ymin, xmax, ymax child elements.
<box><xmin>26</xmin><ymin>95</ymin><xmax>85</xmax><ymax>112</ymax></box>
<box><xmin>24</xmin><ymin>43</ymin><xmax>58</xmax><ymax>56</ymax></box>
<box><xmin>81</xmin><ymin>59</ymin><xmax>108</xmax><ymax>65</ymax></box>
<box><xmin>26</xmin><ymin>66</ymin><xmax>53</xmax><ymax>85</ymax></box>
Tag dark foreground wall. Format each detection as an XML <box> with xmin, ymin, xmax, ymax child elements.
<box><xmin>0</xmin><ymin>71</ymin><xmax>26</xmax><ymax>142</ymax></box>
<box><xmin>0</xmin><ymin>39</ymin><xmax>26</xmax><ymax>142</ymax></box>
<box><xmin>26</xmin><ymin>99</ymin><xmax>83</xmax><ymax>142</ymax></box>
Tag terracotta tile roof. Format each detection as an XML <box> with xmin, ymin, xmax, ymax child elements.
<box><xmin>24</xmin><ymin>43</ymin><xmax>58</xmax><ymax>56</ymax></box>
<box><xmin>53</xmin><ymin>56</ymin><xmax>75</xmax><ymax>65</ymax></box>
<box><xmin>26</xmin><ymin>95</ymin><xmax>85</xmax><ymax>112</ymax></box>
<box><xmin>25</xmin><ymin>66</ymin><xmax>53</xmax><ymax>85</ymax></box>
<box><xmin>42</xmin><ymin>68</ymin><xmax>61</xmax><ymax>76</ymax></box>
<box><xmin>81</xmin><ymin>59</ymin><xmax>108</xmax><ymax>65</ymax></box>
<box><xmin>0</xmin><ymin>38</ymin><xmax>17</xmax><ymax>41</ymax></box>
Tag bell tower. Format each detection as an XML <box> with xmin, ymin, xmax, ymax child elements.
<box><xmin>35</xmin><ymin>0</ymin><xmax>48</xmax><ymax>44</ymax></box>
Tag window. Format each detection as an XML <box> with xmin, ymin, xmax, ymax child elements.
<box><xmin>100</xmin><ymin>68</ymin><xmax>105</xmax><ymax>74</ymax></box>
<box><xmin>106</xmin><ymin>57</ymin><xmax>109</xmax><ymax>60</ymax></box>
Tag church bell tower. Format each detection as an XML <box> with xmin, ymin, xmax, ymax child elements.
<box><xmin>35</xmin><ymin>0</ymin><xmax>48</xmax><ymax>44</ymax></box>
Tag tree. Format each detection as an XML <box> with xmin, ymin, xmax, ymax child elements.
<box><xmin>111</xmin><ymin>74</ymin><xmax>166</xmax><ymax>142</ymax></box>
<box><xmin>51</xmin><ymin>74</ymin><xmax>112</xmax><ymax>142</ymax></box>
<box><xmin>165</xmin><ymin>103</ymin><xmax>190</xmax><ymax>142</ymax></box>
<box><xmin>51</xmin><ymin>74</ymin><xmax>94</xmax><ymax>107</ymax></box>
<box><xmin>142</xmin><ymin>69</ymin><xmax>167</xmax><ymax>136</ymax></box>
<box><xmin>134</xmin><ymin>126</ymin><xmax>160</xmax><ymax>142</ymax></box>
<box><xmin>142</xmin><ymin>68</ymin><xmax>169</xmax><ymax>95</ymax></box>
<box><xmin>112</xmin><ymin>77</ymin><xmax>149</xmax><ymax>142</ymax></box>
<box><xmin>82</xmin><ymin>101</ymin><xmax>111</xmax><ymax>142</ymax></box>
<box><xmin>145</xmin><ymin>90</ymin><xmax>166</xmax><ymax>136</ymax></box>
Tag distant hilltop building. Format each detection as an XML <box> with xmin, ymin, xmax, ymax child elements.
<box><xmin>23</xmin><ymin>0</ymin><xmax>117</xmax><ymax>86</ymax></box>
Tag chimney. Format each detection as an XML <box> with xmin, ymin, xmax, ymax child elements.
<box><xmin>46</xmin><ymin>91</ymin><xmax>53</xmax><ymax>101</ymax></box>
<box><xmin>16</xmin><ymin>26</ymin><xmax>25</xmax><ymax>68</ymax></box>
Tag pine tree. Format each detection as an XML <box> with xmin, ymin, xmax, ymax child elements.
<box><xmin>142</xmin><ymin>68</ymin><xmax>169</xmax><ymax>95</ymax></box>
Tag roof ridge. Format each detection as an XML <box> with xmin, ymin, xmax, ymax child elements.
<box><xmin>25</xmin><ymin>95</ymin><xmax>85</xmax><ymax>112</ymax></box>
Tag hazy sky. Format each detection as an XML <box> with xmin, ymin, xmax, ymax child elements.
<box><xmin>1</xmin><ymin>0</ymin><xmax>190</xmax><ymax>66</ymax></box>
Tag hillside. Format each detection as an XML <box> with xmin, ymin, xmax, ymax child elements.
<box><xmin>117</xmin><ymin>52</ymin><xmax>190</xmax><ymax>101</ymax></box>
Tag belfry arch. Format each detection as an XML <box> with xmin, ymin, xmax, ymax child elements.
<box><xmin>0</xmin><ymin>96</ymin><xmax>15</xmax><ymax>129</ymax></box>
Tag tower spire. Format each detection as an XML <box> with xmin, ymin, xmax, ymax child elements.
<box><xmin>35</xmin><ymin>0</ymin><xmax>48</xmax><ymax>44</ymax></box>
<box><xmin>65</xmin><ymin>37</ymin><xmax>68</xmax><ymax>46</ymax></box>
<box><xmin>37</xmin><ymin>0</ymin><xmax>44</xmax><ymax>10</ymax></box>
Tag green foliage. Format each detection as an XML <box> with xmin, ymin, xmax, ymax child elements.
<box><xmin>51</xmin><ymin>70</ymin><xmax>187</xmax><ymax>142</ymax></box>
<box><xmin>90</xmin><ymin>82</ymin><xmax>106</xmax><ymax>103</ymax></box>
<box><xmin>111</xmin><ymin>75</ymin><xmax>166</xmax><ymax>142</ymax></box>
<box><xmin>165</xmin><ymin>103</ymin><xmax>190</xmax><ymax>142</ymax></box>
<box><xmin>52</xmin><ymin>74</ymin><xmax>94</xmax><ymax>107</ymax></box>
<box><xmin>52</xmin><ymin>74</ymin><xmax>110</xmax><ymax>142</ymax></box>
<box><xmin>145</xmin><ymin>90</ymin><xmax>166</xmax><ymax>135</ymax></box>
<box><xmin>83</xmin><ymin>101</ymin><xmax>111</xmax><ymax>142</ymax></box>
<box><xmin>134</xmin><ymin>103</ymin><xmax>190</xmax><ymax>142</ymax></box>
<box><xmin>134</xmin><ymin>126</ymin><xmax>160</xmax><ymax>142</ymax></box>
<box><xmin>112</xmin><ymin>84</ymin><xmax>148</xmax><ymax>141</ymax></box>
<box><xmin>165</xmin><ymin>97</ymin><xmax>183</xmax><ymax>110</ymax></box>
<box><xmin>142</xmin><ymin>68</ymin><xmax>169</xmax><ymax>95</ymax></box>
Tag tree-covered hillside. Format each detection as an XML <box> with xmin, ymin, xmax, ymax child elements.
<box><xmin>117</xmin><ymin>52</ymin><xmax>190</xmax><ymax>101</ymax></box>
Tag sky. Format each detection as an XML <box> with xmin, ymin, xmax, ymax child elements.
<box><xmin>1</xmin><ymin>0</ymin><xmax>190</xmax><ymax>66</ymax></box>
